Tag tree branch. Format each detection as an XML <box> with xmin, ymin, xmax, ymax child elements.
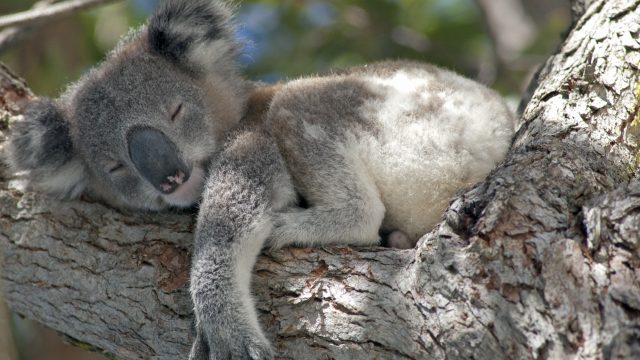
<box><xmin>474</xmin><ymin>0</ymin><xmax>537</xmax><ymax>63</ymax></box>
<box><xmin>0</xmin><ymin>0</ymin><xmax>58</xmax><ymax>54</ymax></box>
<box><xmin>1</xmin><ymin>0</ymin><xmax>639</xmax><ymax>359</ymax></box>
<box><xmin>0</xmin><ymin>0</ymin><xmax>121</xmax><ymax>30</ymax></box>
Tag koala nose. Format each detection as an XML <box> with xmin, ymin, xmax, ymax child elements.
<box><xmin>128</xmin><ymin>127</ymin><xmax>191</xmax><ymax>194</ymax></box>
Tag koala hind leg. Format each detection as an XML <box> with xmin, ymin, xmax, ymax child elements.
<box><xmin>268</xmin><ymin>154</ymin><xmax>385</xmax><ymax>248</ymax></box>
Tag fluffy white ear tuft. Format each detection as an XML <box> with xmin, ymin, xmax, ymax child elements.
<box><xmin>148</xmin><ymin>0</ymin><xmax>239</xmax><ymax>73</ymax></box>
<box><xmin>6</xmin><ymin>98</ymin><xmax>87</xmax><ymax>199</ymax></box>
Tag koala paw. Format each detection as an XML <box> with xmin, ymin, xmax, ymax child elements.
<box><xmin>266</xmin><ymin>212</ymin><xmax>302</xmax><ymax>248</ymax></box>
<box><xmin>189</xmin><ymin>323</ymin><xmax>274</xmax><ymax>360</ymax></box>
<box><xmin>384</xmin><ymin>230</ymin><xmax>414</xmax><ymax>249</ymax></box>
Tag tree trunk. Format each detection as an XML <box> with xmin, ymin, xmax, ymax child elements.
<box><xmin>1</xmin><ymin>0</ymin><xmax>639</xmax><ymax>359</ymax></box>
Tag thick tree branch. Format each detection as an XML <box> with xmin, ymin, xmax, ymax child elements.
<box><xmin>1</xmin><ymin>0</ymin><xmax>639</xmax><ymax>359</ymax></box>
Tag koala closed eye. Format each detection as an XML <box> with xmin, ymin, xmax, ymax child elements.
<box><xmin>170</xmin><ymin>103</ymin><xmax>183</xmax><ymax>122</ymax></box>
<box><xmin>107</xmin><ymin>162</ymin><xmax>125</xmax><ymax>174</ymax></box>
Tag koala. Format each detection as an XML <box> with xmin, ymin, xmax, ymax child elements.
<box><xmin>5</xmin><ymin>0</ymin><xmax>515</xmax><ymax>359</ymax></box>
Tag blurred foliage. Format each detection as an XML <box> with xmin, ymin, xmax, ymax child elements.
<box><xmin>0</xmin><ymin>0</ymin><xmax>570</xmax><ymax>98</ymax></box>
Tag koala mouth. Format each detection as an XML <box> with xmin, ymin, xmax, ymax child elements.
<box><xmin>160</xmin><ymin>169</ymin><xmax>187</xmax><ymax>193</ymax></box>
<box><xmin>161</xmin><ymin>166</ymin><xmax>205</xmax><ymax>207</ymax></box>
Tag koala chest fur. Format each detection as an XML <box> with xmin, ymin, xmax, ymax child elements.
<box><xmin>263</xmin><ymin>61</ymin><xmax>514</xmax><ymax>243</ymax></box>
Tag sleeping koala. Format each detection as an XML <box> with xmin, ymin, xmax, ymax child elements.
<box><xmin>6</xmin><ymin>0</ymin><xmax>514</xmax><ymax>358</ymax></box>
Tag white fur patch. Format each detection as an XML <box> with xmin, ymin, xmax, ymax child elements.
<box><xmin>357</xmin><ymin>68</ymin><xmax>514</xmax><ymax>240</ymax></box>
<box><xmin>189</xmin><ymin>39</ymin><xmax>234</xmax><ymax>71</ymax></box>
<box><xmin>233</xmin><ymin>218</ymin><xmax>271</xmax><ymax>343</ymax></box>
<box><xmin>38</xmin><ymin>159</ymin><xmax>87</xmax><ymax>199</ymax></box>
<box><xmin>302</xmin><ymin>120</ymin><xmax>326</xmax><ymax>140</ymax></box>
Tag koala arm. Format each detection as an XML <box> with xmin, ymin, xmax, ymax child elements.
<box><xmin>190</xmin><ymin>127</ymin><xmax>294</xmax><ymax>360</ymax></box>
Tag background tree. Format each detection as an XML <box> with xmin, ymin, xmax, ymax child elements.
<box><xmin>0</xmin><ymin>0</ymin><xmax>569</xmax><ymax>96</ymax></box>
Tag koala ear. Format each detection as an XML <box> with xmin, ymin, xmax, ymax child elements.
<box><xmin>148</xmin><ymin>0</ymin><xmax>238</xmax><ymax>73</ymax></box>
<box><xmin>6</xmin><ymin>98</ymin><xmax>87</xmax><ymax>199</ymax></box>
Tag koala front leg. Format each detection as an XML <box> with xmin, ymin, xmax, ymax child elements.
<box><xmin>190</xmin><ymin>220</ymin><xmax>272</xmax><ymax>360</ymax></box>
<box><xmin>189</xmin><ymin>129</ymin><xmax>292</xmax><ymax>360</ymax></box>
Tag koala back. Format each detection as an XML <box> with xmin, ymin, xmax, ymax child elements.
<box><xmin>265</xmin><ymin>60</ymin><xmax>515</xmax><ymax>241</ymax></box>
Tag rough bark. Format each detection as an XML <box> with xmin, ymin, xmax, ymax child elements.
<box><xmin>1</xmin><ymin>0</ymin><xmax>639</xmax><ymax>359</ymax></box>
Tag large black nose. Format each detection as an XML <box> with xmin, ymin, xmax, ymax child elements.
<box><xmin>128</xmin><ymin>127</ymin><xmax>190</xmax><ymax>194</ymax></box>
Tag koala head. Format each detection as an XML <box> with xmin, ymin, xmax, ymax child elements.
<box><xmin>6</xmin><ymin>0</ymin><xmax>247</xmax><ymax>210</ymax></box>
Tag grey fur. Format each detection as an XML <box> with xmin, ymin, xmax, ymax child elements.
<box><xmin>5</xmin><ymin>1</ymin><xmax>515</xmax><ymax>359</ymax></box>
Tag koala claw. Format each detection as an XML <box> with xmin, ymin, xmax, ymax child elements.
<box><xmin>189</xmin><ymin>326</ymin><xmax>274</xmax><ymax>360</ymax></box>
<box><xmin>244</xmin><ymin>338</ymin><xmax>274</xmax><ymax>360</ymax></box>
<box><xmin>188</xmin><ymin>332</ymin><xmax>209</xmax><ymax>360</ymax></box>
